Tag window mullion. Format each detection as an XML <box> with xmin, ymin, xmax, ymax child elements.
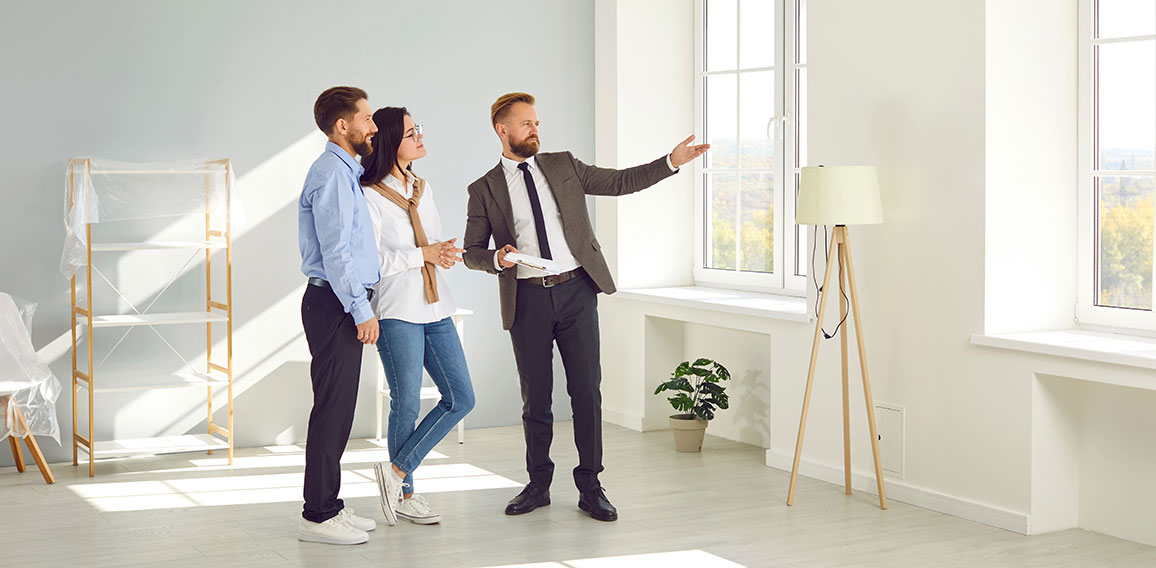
<box><xmin>734</xmin><ymin>0</ymin><xmax>743</xmax><ymax>273</ymax></box>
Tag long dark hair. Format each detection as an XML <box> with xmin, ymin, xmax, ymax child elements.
<box><xmin>360</xmin><ymin>106</ymin><xmax>412</xmax><ymax>187</ymax></box>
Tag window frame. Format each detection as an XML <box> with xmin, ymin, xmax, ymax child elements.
<box><xmin>1076</xmin><ymin>0</ymin><xmax>1156</xmax><ymax>330</ymax></box>
<box><xmin>692</xmin><ymin>0</ymin><xmax>806</xmax><ymax>295</ymax></box>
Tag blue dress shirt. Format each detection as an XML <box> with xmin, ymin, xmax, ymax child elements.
<box><xmin>299</xmin><ymin>141</ymin><xmax>380</xmax><ymax>324</ymax></box>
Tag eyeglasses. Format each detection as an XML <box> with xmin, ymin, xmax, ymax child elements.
<box><xmin>403</xmin><ymin>123</ymin><xmax>423</xmax><ymax>142</ymax></box>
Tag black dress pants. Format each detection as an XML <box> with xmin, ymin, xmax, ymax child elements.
<box><xmin>300</xmin><ymin>284</ymin><xmax>363</xmax><ymax>523</ymax></box>
<box><xmin>509</xmin><ymin>273</ymin><xmax>603</xmax><ymax>491</ymax></box>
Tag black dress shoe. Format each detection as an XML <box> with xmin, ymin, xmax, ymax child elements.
<box><xmin>578</xmin><ymin>487</ymin><xmax>618</xmax><ymax>522</ymax></box>
<box><xmin>505</xmin><ymin>485</ymin><xmax>550</xmax><ymax>515</ymax></box>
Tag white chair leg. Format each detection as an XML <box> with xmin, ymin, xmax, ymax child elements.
<box><xmin>375</xmin><ymin>364</ymin><xmax>384</xmax><ymax>441</ymax></box>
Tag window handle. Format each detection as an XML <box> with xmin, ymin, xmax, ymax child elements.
<box><xmin>769</xmin><ymin>115</ymin><xmax>790</xmax><ymax>139</ymax></box>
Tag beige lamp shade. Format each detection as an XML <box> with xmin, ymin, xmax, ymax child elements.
<box><xmin>796</xmin><ymin>166</ymin><xmax>883</xmax><ymax>225</ymax></box>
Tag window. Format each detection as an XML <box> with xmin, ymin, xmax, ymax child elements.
<box><xmin>694</xmin><ymin>0</ymin><xmax>806</xmax><ymax>293</ymax></box>
<box><xmin>1077</xmin><ymin>0</ymin><xmax>1156</xmax><ymax>329</ymax></box>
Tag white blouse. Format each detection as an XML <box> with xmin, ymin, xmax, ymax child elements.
<box><xmin>363</xmin><ymin>172</ymin><xmax>457</xmax><ymax>324</ymax></box>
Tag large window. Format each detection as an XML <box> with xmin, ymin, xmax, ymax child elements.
<box><xmin>694</xmin><ymin>0</ymin><xmax>806</xmax><ymax>293</ymax></box>
<box><xmin>1078</xmin><ymin>0</ymin><xmax>1156</xmax><ymax>329</ymax></box>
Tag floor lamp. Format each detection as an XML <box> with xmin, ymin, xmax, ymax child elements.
<box><xmin>787</xmin><ymin>165</ymin><xmax>887</xmax><ymax>509</ymax></box>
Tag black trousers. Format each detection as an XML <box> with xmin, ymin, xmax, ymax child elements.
<box><xmin>300</xmin><ymin>284</ymin><xmax>363</xmax><ymax>523</ymax></box>
<box><xmin>509</xmin><ymin>272</ymin><xmax>603</xmax><ymax>492</ymax></box>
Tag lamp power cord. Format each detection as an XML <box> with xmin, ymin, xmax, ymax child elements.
<box><xmin>810</xmin><ymin>224</ymin><xmax>848</xmax><ymax>340</ymax></box>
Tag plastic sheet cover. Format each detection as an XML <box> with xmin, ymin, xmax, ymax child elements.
<box><xmin>60</xmin><ymin>157</ymin><xmax>243</xmax><ymax>278</ymax></box>
<box><xmin>0</xmin><ymin>293</ymin><xmax>61</xmax><ymax>443</ymax></box>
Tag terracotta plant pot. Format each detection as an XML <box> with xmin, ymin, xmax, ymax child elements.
<box><xmin>669</xmin><ymin>414</ymin><xmax>708</xmax><ymax>452</ymax></box>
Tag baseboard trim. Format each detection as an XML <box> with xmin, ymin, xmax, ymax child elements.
<box><xmin>601</xmin><ymin>409</ymin><xmax>671</xmax><ymax>432</ymax></box>
<box><xmin>601</xmin><ymin>408</ymin><xmax>643</xmax><ymax>431</ymax></box>
<box><xmin>765</xmin><ymin>450</ymin><xmax>1030</xmax><ymax>535</ymax></box>
<box><xmin>640</xmin><ymin>416</ymin><xmax>670</xmax><ymax>432</ymax></box>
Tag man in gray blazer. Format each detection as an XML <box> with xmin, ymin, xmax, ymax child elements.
<box><xmin>463</xmin><ymin>92</ymin><xmax>707</xmax><ymax>522</ymax></box>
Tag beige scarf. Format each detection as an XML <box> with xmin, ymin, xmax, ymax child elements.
<box><xmin>370</xmin><ymin>174</ymin><xmax>439</xmax><ymax>304</ymax></box>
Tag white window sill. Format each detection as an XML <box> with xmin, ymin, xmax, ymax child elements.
<box><xmin>612</xmin><ymin>286</ymin><xmax>810</xmax><ymax>323</ymax></box>
<box><xmin>971</xmin><ymin>329</ymin><xmax>1156</xmax><ymax>371</ymax></box>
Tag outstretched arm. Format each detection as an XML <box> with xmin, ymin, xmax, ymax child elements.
<box><xmin>669</xmin><ymin>134</ymin><xmax>710</xmax><ymax>168</ymax></box>
<box><xmin>573</xmin><ymin>135</ymin><xmax>710</xmax><ymax>197</ymax></box>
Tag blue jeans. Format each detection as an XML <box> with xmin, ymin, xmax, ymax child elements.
<box><xmin>376</xmin><ymin>317</ymin><xmax>475</xmax><ymax>493</ymax></box>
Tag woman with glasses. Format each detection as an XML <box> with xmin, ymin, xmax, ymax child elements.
<box><xmin>359</xmin><ymin>107</ymin><xmax>474</xmax><ymax>526</ymax></box>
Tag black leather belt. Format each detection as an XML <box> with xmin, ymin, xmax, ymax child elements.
<box><xmin>522</xmin><ymin>267</ymin><xmax>585</xmax><ymax>288</ymax></box>
<box><xmin>308</xmin><ymin>277</ymin><xmax>375</xmax><ymax>301</ymax></box>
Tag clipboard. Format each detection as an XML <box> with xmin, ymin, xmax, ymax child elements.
<box><xmin>504</xmin><ymin>252</ymin><xmax>564</xmax><ymax>275</ymax></box>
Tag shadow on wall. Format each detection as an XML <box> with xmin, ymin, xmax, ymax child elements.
<box><xmin>40</xmin><ymin>132</ymin><xmax>522</xmax><ymax>454</ymax></box>
<box><xmin>38</xmin><ymin>133</ymin><xmax>331</xmax><ymax>449</ymax></box>
<box><xmin>0</xmin><ymin>0</ymin><xmax>595</xmax><ymax>467</ymax></box>
<box><xmin>200</xmin><ymin>359</ymin><xmax>315</xmax><ymax>447</ymax></box>
<box><xmin>734</xmin><ymin>368</ymin><xmax>768</xmax><ymax>446</ymax></box>
<box><xmin>27</xmin><ymin>129</ymin><xmax>552</xmax><ymax>463</ymax></box>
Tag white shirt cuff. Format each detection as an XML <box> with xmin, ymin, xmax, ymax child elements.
<box><xmin>493</xmin><ymin>250</ymin><xmax>504</xmax><ymax>271</ymax></box>
<box><xmin>666</xmin><ymin>154</ymin><xmax>678</xmax><ymax>172</ymax></box>
<box><xmin>407</xmin><ymin>248</ymin><xmax>424</xmax><ymax>270</ymax></box>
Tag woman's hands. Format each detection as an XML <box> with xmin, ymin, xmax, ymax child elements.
<box><xmin>422</xmin><ymin>238</ymin><xmax>465</xmax><ymax>269</ymax></box>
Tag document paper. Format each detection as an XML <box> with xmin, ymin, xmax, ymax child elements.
<box><xmin>504</xmin><ymin>252</ymin><xmax>565</xmax><ymax>275</ymax></box>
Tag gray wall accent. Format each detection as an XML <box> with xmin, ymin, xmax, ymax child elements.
<box><xmin>0</xmin><ymin>0</ymin><xmax>594</xmax><ymax>466</ymax></box>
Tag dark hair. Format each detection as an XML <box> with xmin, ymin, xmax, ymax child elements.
<box><xmin>314</xmin><ymin>86</ymin><xmax>367</xmax><ymax>135</ymax></box>
<box><xmin>490</xmin><ymin>92</ymin><xmax>535</xmax><ymax>126</ymax></box>
<box><xmin>360</xmin><ymin>107</ymin><xmax>411</xmax><ymax>187</ymax></box>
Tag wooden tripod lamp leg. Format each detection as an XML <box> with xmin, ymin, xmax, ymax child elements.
<box><xmin>838</xmin><ymin>237</ymin><xmax>852</xmax><ymax>495</ymax></box>
<box><xmin>787</xmin><ymin>232</ymin><xmax>841</xmax><ymax>506</ymax></box>
<box><xmin>839</xmin><ymin>229</ymin><xmax>887</xmax><ymax>509</ymax></box>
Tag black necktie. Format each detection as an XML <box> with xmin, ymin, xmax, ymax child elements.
<box><xmin>517</xmin><ymin>161</ymin><xmax>552</xmax><ymax>260</ymax></box>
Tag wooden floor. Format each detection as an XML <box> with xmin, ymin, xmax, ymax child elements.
<box><xmin>3</xmin><ymin>423</ymin><xmax>1155</xmax><ymax>567</ymax></box>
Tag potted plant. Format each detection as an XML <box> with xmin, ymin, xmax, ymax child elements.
<box><xmin>654</xmin><ymin>358</ymin><xmax>730</xmax><ymax>452</ymax></box>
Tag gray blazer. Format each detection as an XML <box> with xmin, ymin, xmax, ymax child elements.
<box><xmin>463</xmin><ymin>151</ymin><xmax>677</xmax><ymax>330</ymax></box>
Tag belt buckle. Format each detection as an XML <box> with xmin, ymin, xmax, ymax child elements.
<box><xmin>542</xmin><ymin>275</ymin><xmax>556</xmax><ymax>288</ymax></box>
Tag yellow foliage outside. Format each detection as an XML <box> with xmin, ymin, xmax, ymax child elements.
<box><xmin>710</xmin><ymin>205</ymin><xmax>774</xmax><ymax>272</ymax></box>
<box><xmin>1099</xmin><ymin>195</ymin><xmax>1154</xmax><ymax>309</ymax></box>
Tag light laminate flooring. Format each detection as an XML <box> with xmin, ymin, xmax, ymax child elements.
<box><xmin>3</xmin><ymin>423</ymin><xmax>1155</xmax><ymax>567</ymax></box>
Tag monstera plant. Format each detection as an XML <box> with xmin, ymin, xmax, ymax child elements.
<box><xmin>654</xmin><ymin>358</ymin><xmax>730</xmax><ymax>452</ymax></box>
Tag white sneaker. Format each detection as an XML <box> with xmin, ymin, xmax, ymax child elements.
<box><xmin>298</xmin><ymin>516</ymin><xmax>369</xmax><ymax>545</ymax></box>
<box><xmin>396</xmin><ymin>494</ymin><xmax>441</xmax><ymax>525</ymax></box>
<box><xmin>335</xmin><ymin>507</ymin><xmax>376</xmax><ymax>532</ymax></box>
<box><xmin>373</xmin><ymin>462</ymin><xmax>407</xmax><ymax>526</ymax></box>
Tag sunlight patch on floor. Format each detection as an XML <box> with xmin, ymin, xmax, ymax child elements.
<box><xmin>70</xmin><ymin>462</ymin><xmax>518</xmax><ymax>512</ymax></box>
<box><xmin>481</xmin><ymin>550</ymin><xmax>746</xmax><ymax>568</ymax></box>
<box><xmin>126</xmin><ymin>445</ymin><xmax>449</xmax><ymax>474</ymax></box>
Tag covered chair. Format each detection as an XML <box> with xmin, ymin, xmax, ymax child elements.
<box><xmin>0</xmin><ymin>292</ymin><xmax>60</xmax><ymax>484</ymax></box>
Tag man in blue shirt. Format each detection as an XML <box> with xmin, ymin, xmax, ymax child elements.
<box><xmin>297</xmin><ymin>86</ymin><xmax>382</xmax><ymax>545</ymax></box>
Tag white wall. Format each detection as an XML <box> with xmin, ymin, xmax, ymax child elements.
<box><xmin>985</xmin><ymin>0</ymin><xmax>1078</xmax><ymax>334</ymax></box>
<box><xmin>597</xmin><ymin>0</ymin><xmax>1156</xmax><ymax>547</ymax></box>
<box><xmin>804</xmin><ymin>0</ymin><xmax>1034</xmax><ymax>512</ymax></box>
<box><xmin>594</xmin><ymin>0</ymin><xmax>696</xmax><ymax>289</ymax></box>
<box><xmin>1076</xmin><ymin>380</ymin><xmax>1156</xmax><ymax>545</ymax></box>
<box><xmin>0</xmin><ymin>0</ymin><xmax>595</xmax><ymax>467</ymax></box>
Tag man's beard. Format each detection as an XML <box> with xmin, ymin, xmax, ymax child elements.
<box><xmin>350</xmin><ymin>132</ymin><xmax>373</xmax><ymax>158</ymax></box>
<box><xmin>509</xmin><ymin>135</ymin><xmax>539</xmax><ymax>159</ymax></box>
